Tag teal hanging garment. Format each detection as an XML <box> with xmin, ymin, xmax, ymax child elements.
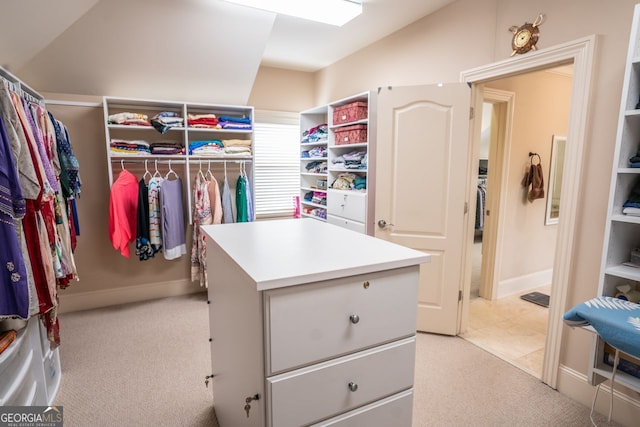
<box><xmin>236</xmin><ymin>174</ymin><xmax>248</xmax><ymax>222</ymax></box>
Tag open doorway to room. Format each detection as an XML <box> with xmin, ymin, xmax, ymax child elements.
<box><xmin>461</xmin><ymin>64</ymin><xmax>574</xmax><ymax>379</ymax></box>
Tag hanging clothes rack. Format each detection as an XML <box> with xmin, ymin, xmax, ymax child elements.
<box><xmin>0</xmin><ymin>67</ymin><xmax>45</xmax><ymax>105</ymax></box>
<box><xmin>0</xmin><ymin>64</ymin><xmax>79</xmax><ymax>406</ymax></box>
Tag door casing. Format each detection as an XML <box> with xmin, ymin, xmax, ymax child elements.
<box><xmin>460</xmin><ymin>35</ymin><xmax>597</xmax><ymax>388</ymax></box>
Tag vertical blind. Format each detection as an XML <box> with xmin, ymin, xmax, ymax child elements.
<box><xmin>253</xmin><ymin>111</ymin><xmax>300</xmax><ymax>218</ymax></box>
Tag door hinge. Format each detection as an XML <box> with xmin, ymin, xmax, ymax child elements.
<box><xmin>469</xmin><ymin>106</ymin><xmax>474</xmax><ymax>120</ymax></box>
<box><xmin>464</xmin><ymin>202</ymin><xmax>469</xmax><ymax>214</ymax></box>
<box><xmin>459</xmin><ymin>290</ymin><xmax>463</xmax><ymax>301</ymax></box>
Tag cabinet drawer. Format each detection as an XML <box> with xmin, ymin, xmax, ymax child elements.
<box><xmin>327</xmin><ymin>191</ymin><xmax>366</xmax><ymax>222</ymax></box>
<box><xmin>327</xmin><ymin>215</ymin><xmax>365</xmax><ymax>233</ymax></box>
<box><xmin>267</xmin><ymin>337</ymin><xmax>415</xmax><ymax>427</ymax></box>
<box><xmin>310</xmin><ymin>389</ymin><xmax>413</xmax><ymax>427</ymax></box>
<box><xmin>265</xmin><ymin>266</ymin><xmax>419</xmax><ymax>374</ymax></box>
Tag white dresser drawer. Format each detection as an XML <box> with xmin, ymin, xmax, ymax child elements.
<box><xmin>327</xmin><ymin>190</ymin><xmax>366</xmax><ymax>222</ymax></box>
<box><xmin>267</xmin><ymin>337</ymin><xmax>415</xmax><ymax>427</ymax></box>
<box><xmin>265</xmin><ymin>266</ymin><xmax>419</xmax><ymax>374</ymax></box>
<box><xmin>327</xmin><ymin>215</ymin><xmax>365</xmax><ymax>233</ymax></box>
<box><xmin>311</xmin><ymin>389</ymin><xmax>413</xmax><ymax>427</ymax></box>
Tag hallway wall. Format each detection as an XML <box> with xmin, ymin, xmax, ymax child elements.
<box><xmin>487</xmin><ymin>68</ymin><xmax>571</xmax><ymax>292</ymax></box>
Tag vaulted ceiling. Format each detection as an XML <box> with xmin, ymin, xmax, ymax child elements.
<box><xmin>1</xmin><ymin>0</ymin><xmax>456</xmax><ymax>104</ymax></box>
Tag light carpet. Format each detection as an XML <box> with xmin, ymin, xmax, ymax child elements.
<box><xmin>53</xmin><ymin>293</ymin><xmax>620</xmax><ymax>426</ymax></box>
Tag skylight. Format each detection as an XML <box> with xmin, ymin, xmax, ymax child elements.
<box><xmin>222</xmin><ymin>0</ymin><xmax>363</xmax><ymax>27</ymax></box>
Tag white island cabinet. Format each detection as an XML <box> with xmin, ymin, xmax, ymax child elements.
<box><xmin>202</xmin><ymin>219</ymin><xmax>430</xmax><ymax>427</ymax></box>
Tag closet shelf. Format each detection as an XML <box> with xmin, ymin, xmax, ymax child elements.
<box><xmin>329</xmin><ymin>167</ymin><xmax>368</xmax><ymax>173</ymax></box>
<box><xmin>593</xmin><ymin>365</ymin><xmax>640</xmax><ymax>391</ymax></box>
<box><xmin>299</xmin><ymin>91</ymin><xmax>375</xmax><ymax>234</ymax></box>
<box><xmin>616</xmin><ymin>168</ymin><xmax>640</xmax><ymax>174</ymax></box>
<box><xmin>300</xmin><ymin>200</ymin><xmax>327</xmax><ymax>209</ymax></box>
<box><xmin>611</xmin><ymin>214</ymin><xmax>640</xmax><ymax>224</ymax></box>
<box><xmin>604</xmin><ymin>264</ymin><xmax>640</xmax><ymax>281</ymax></box>
<box><xmin>188</xmin><ymin>155</ymin><xmax>252</xmax><ymax>161</ymax></box>
<box><xmin>327</xmin><ymin>188</ymin><xmax>367</xmax><ymax>194</ymax></box>
<box><xmin>110</xmin><ymin>154</ymin><xmax>186</xmax><ymax>159</ymax></box>
<box><xmin>301</xmin><ymin>212</ymin><xmax>326</xmax><ymax>221</ymax></box>
<box><xmin>301</xmin><ymin>186</ymin><xmax>327</xmax><ymax>193</ymax></box>
<box><xmin>329</xmin><ymin>142</ymin><xmax>368</xmax><ymax>149</ymax></box>
<box><xmin>187</xmin><ymin>128</ymin><xmax>252</xmax><ymax>134</ymax></box>
<box><xmin>107</xmin><ymin>124</ymin><xmax>184</xmax><ymax>131</ymax></box>
<box><xmin>104</xmin><ymin>96</ymin><xmax>254</xmax><ymax>225</ymax></box>
<box><xmin>329</xmin><ymin>118</ymin><xmax>368</xmax><ymax>129</ymax></box>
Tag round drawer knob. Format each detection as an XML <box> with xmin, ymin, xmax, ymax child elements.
<box><xmin>349</xmin><ymin>314</ymin><xmax>360</xmax><ymax>324</ymax></box>
<box><xmin>348</xmin><ymin>382</ymin><xmax>358</xmax><ymax>392</ymax></box>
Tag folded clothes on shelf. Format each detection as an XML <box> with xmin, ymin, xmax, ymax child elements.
<box><xmin>110</xmin><ymin>139</ymin><xmax>151</xmax><ymax>155</ymax></box>
<box><xmin>301</xmin><ymin>124</ymin><xmax>328</xmax><ymax>143</ymax></box>
<box><xmin>151</xmin><ymin>112</ymin><xmax>183</xmax><ymax>134</ymax></box>
<box><xmin>108</xmin><ymin>112</ymin><xmax>151</xmax><ymax>126</ymax></box>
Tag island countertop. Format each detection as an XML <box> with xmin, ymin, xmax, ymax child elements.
<box><xmin>201</xmin><ymin>218</ymin><xmax>430</xmax><ymax>291</ymax></box>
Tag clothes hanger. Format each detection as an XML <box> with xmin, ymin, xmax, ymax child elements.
<box><xmin>153</xmin><ymin>160</ymin><xmax>161</xmax><ymax>178</ymax></box>
<box><xmin>121</xmin><ymin>159</ymin><xmax>125</xmax><ymax>170</ymax></box>
<box><xmin>143</xmin><ymin>159</ymin><xmax>152</xmax><ymax>182</ymax></box>
<box><xmin>165</xmin><ymin>159</ymin><xmax>179</xmax><ymax>180</ymax></box>
<box><xmin>206</xmin><ymin>161</ymin><xmax>215</xmax><ymax>181</ymax></box>
<box><xmin>198</xmin><ymin>159</ymin><xmax>206</xmax><ymax>181</ymax></box>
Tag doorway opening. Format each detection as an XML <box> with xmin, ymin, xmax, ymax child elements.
<box><xmin>461</xmin><ymin>66</ymin><xmax>573</xmax><ymax>379</ymax></box>
<box><xmin>460</xmin><ymin>36</ymin><xmax>595</xmax><ymax>388</ymax></box>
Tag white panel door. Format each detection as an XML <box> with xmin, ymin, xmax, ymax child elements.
<box><xmin>375</xmin><ymin>84</ymin><xmax>471</xmax><ymax>335</ymax></box>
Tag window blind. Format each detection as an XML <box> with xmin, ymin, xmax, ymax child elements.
<box><xmin>253</xmin><ymin>111</ymin><xmax>300</xmax><ymax>218</ymax></box>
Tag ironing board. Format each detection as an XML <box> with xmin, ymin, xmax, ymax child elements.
<box><xmin>563</xmin><ymin>296</ymin><xmax>640</xmax><ymax>423</ymax></box>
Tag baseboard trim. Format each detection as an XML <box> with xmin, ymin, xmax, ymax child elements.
<box><xmin>497</xmin><ymin>269</ymin><xmax>552</xmax><ymax>299</ymax></box>
<box><xmin>57</xmin><ymin>280</ymin><xmax>205</xmax><ymax>314</ymax></box>
<box><xmin>557</xmin><ymin>364</ymin><xmax>640</xmax><ymax>426</ymax></box>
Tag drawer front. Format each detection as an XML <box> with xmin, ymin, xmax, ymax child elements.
<box><xmin>265</xmin><ymin>266</ymin><xmax>419</xmax><ymax>374</ymax></box>
<box><xmin>311</xmin><ymin>389</ymin><xmax>413</xmax><ymax>427</ymax></box>
<box><xmin>267</xmin><ymin>337</ymin><xmax>415</xmax><ymax>427</ymax></box>
<box><xmin>327</xmin><ymin>191</ymin><xmax>366</xmax><ymax>222</ymax></box>
<box><xmin>327</xmin><ymin>215</ymin><xmax>365</xmax><ymax>234</ymax></box>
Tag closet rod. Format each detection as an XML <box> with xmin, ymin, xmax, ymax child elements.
<box><xmin>111</xmin><ymin>159</ymin><xmax>186</xmax><ymax>165</ymax></box>
<box><xmin>188</xmin><ymin>158</ymin><xmax>253</xmax><ymax>164</ymax></box>
<box><xmin>0</xmin><ymin>66</ymin><xmax>20</xmax><ymax>84</ymax></box>
<box><xmin>0</xmin><ymin>65</ymin><xmax>44</xmax><ymax>102</ymax></box>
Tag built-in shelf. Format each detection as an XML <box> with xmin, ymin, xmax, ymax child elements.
<box><xmin>592</xmin><ymin>4</ymin><xmax>640</xmax><ymax>394</ymax></box>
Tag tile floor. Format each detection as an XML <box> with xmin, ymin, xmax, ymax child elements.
<box><xmin>461</xmin><ymin>285</ymin><xmax>550</xmax><ymax>378</ymax></box>
<box><xmin>463</xmin><ymin>239</ymin><xmax>550</xmax><ymax>378</ymax></box>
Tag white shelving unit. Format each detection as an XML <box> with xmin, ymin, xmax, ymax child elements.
<box><xmin>591</xmin><ymin>3</ymin><xmax>640</xmax><ymax>392</ymax></box>
<box><xmin>299</xmin><ymin>104</ymin><xmax>329</xmax><ymax>222</ymax></box>
<box><xmin>103</xmin><ymin>97</ymin><xmax>254</xmax><ymax>223</ymax></box>
<box><xmin>299</xmin><ymin>92</ymin><xmax>376</xmax><ymax>234</ymax></box>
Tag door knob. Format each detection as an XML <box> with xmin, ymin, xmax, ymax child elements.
<box><xmin>377</xmin><ymin>219</ymin><xmax>394</xmax><ymax>228</ymax></box>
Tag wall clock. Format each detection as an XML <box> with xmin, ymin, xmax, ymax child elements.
<box><xmin>509</xmin><ymin>14</ymin><xmax>545</xmax><ymax>56</ymax></box>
